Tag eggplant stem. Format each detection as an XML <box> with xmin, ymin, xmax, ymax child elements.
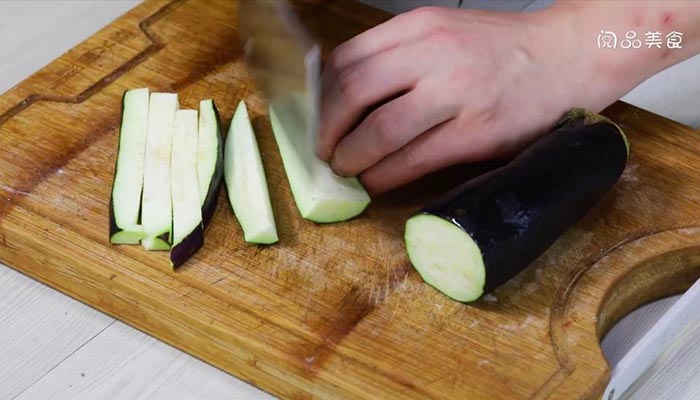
<box><xmin>557</xmin><ymin>108</ymin><xmax>630</xmax><ymax>160</ymax></box>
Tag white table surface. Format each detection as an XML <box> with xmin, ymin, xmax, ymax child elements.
<box><xmin>1</xmin><ymin>1</ymin><xmax>698</xmax><ymax>399</ymax></box>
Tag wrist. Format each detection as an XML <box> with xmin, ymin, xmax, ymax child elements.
<box><xmin>542</xmin><ymin>1</ymin><xmax>700</xmax><ymax>105</ymax></box>
<box><xmin>521</xmin><ymin>2</ymin><xmax>688</xmax><ymax>114</ymax></box>
<box><xmin>515</xmin><ymin>6</ymin><xmax>630</xmax><ymax>115</ymax></box>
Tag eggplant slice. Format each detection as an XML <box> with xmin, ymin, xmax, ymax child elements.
<box><xmin>197</xmin><ymin>99</ymin><xmax>224</xmax><ymax>229</ymax></box>
<box><xmin>141</xmin><ymin>92</ymin><xmax>179</xmax><ymax>250</ymax></box>
<box><xmin>170</xmin><ymin>109</ymin><xmax>204</xmax><ymax>268</ymax></box>
<box><xmin>110</xmin><ymin>88</ymin><xmax>150</xmax><ymax>244</ymax></box>
<box><xmin>225</xmin><ymin>100</ymin><xmax>278</xmax><ymax>244</ymax></box>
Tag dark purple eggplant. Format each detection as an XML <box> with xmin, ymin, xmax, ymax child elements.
<box><xmin>404</xmin><ymin>109</ymin><xmax>629</xmax><ymax>302</ymax></box>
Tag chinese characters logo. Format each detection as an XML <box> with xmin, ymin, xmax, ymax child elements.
<box><xmin>598</xmin><ymin>30</ymin><xmax>683</xmax><ymax>49</ymax></box>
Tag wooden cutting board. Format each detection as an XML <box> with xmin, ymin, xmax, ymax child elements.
<box><xmin>1</xmin><ymin>0</ymin><xmax>700</xmax><ymax>398</ymax></box>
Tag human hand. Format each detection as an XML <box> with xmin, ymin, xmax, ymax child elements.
<box><xmin>317</xmin><ymin>4</ymin><xmax>687</xmax><ymax>195</ymax></box>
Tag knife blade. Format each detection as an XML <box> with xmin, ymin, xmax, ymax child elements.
<box><xmin>238</xmin><ymin>0</ymin><xmax>321</xmax><ymax>153</ymax></box>
<box><xmin>603</xmin><ymin>277</ymin><xmax>700</xmax><ymax>400</ymax></box>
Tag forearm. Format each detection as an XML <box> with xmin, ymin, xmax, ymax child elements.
<box><xmin>529</xmin><ymin>1</ymin><xmax>700</xmax><ymax>111</ymax></box>
<box><xmin>550</xmin><ymin>1</ymin><xmax>700</xmax><ymax>94</ymax></box>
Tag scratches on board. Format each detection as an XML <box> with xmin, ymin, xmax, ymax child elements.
<box><xmin>0</xmin><ymin>233</ymin><xmax>15</xmax><ymax>250</ymax></box>
<box><xmin>293</xmin><ymin>263</ymin><xmax>413</xmax><ymax>376</ymax></box>
<box><xmin>169</xmin><ymin>29</ymin><xmax>241</xmax><ymax>92</ymax></box>
<box><xmin>0</xmin><ymin>185</ymin><xmax>31</xmax><ymax>197</ymax></box>
<box><xmin>296</xmin><ymin>285</ymin><xmax>374</xmax><ymax>377</ymax></box>
<box><xmin>0</xmin><ymin>119</ymin><xmax>119</xmax><ymax>219</ymax></box>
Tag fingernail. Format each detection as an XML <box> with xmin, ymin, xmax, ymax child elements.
<box><xmin>329</xmin><ymin>153</ymin><xmax>346</xmax><ymax>176</ymax></box>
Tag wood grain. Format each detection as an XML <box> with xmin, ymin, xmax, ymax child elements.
<box><xmin>1</xmin><ymin>1</ymin><xmax>699</xmax><ymax>399</ymax></box>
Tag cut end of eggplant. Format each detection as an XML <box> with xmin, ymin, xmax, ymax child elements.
<box><xmin>405</xmin><ymin>214</ymin><xmax>485</xmax><ymax>302</ymax></box>
<box><xmin>110</xmin><ymin>228</ymin><xmax>145</xmax><ymax>245</ymax></box>
<box><xmin>301</xmin><ymin>195</ymin><xmax>370</xmax><ymax>224</ymax></box>
<box><xmin>244</xmin><ymin>228</ymin><xmax>279</xmax><ymax>245</ymax></box>
<box><xmin>142</xmin><ymin>236</ymin><xmax>171</xmax><ymax>251</ymax></box>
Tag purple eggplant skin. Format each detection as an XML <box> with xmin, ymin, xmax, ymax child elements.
<box><xmin>169</xmin><ymin>224</ymin><xmax>204</xmax><ymax>269</ymax></box>
<box><xmin>108</xmin><ymin>197</ymin><xmax>121</xmax><ymax>241</ymax></box>
<box><xmin>414</xmin><ymin>109</ymin><xmax>629</xmax><ymax>297</ymax></box>
<box><xmin>201</xmin><ymin>101</ymin><xmax>224</xmax><ymax>229</ymax></box>
<box><xmin>169</xmin><ymin>102</ymin><xmax>222</xmax><ymax>268</ymax></box>
<box><xmin>169</xmin><ymin>102</ymin><xmax>221</xmax><ymax>269</ymax></box>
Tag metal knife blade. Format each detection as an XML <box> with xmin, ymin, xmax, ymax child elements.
<box><xmin>238</xmin><ymin>0</ymin><xmax>321</xmax><ymax>153</ymax></box>
<box><xmin>603</xmin><ymin>278</ymin><xmax>700</xmax><ymax>400</ymax></box>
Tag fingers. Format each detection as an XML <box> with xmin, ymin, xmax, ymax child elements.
<box><xmin>325</xmin><ymin>7</ymin><xmax>446</xmax><ymax>73</ymax></box>
<box><xmin>330</xmin><ymin>84</ymin><xmax>458</xmax><ymax>177</ymax></box>
<box><xmin>318</xmin><ymin>44</ymin><xmax>427</xmax><ymax>160</ymax></box>
<box><xmin>317</xmin><ymin>7</ymin><xmax>455</xmax><ymax>160</ymax></box>
<box><xmin>359</xmin><ymin>120</ymin><xmax>475</xmax><ymax>195</ymax></box>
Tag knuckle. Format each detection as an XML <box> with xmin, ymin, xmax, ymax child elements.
<box><xmin>325</xmin><ymin>50</ymin><xmax>341</xmax><ymax>73</ymax></box>
<box><xmin>429</xmin><ymin>29</ymin><xmax>459</xmax><ymax>49</ymax></box>
<box><xmin>405</xmin><ymin>6</ymin><xmax>443</xmax><ymax>24</ymax></box>
<box><xmin>402</xmin><ymin>147</ymin><xmax>425</xmax><ymax>171</ymax></box>
<box><xmin>326</xmin><ymin>45</ymin><xmax>348</xmax><ymax>72</ymax></box>
<box><xmin>368</xmin><ymin>111</ymin><xmax>397</xmax><ymax>148</ymax></box>
<box><xmin>335</xmin><ymin>67</ymin><xmax>363</xmax><ymax>106</ymax></box>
